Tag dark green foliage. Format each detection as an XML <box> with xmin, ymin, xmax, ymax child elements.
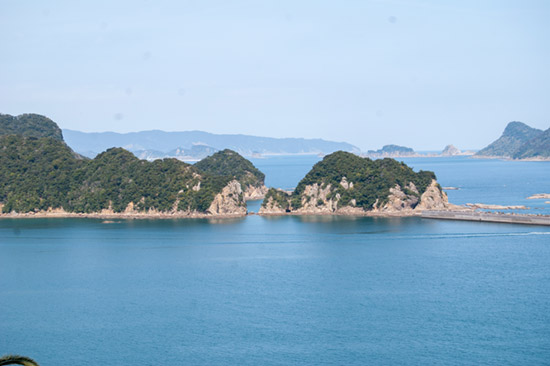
<box><xmin>0</xmin><ymin>136</ymin><xmax>84</xmax><ymax>213</ymax></box>
<box><xmin>290</xmin><ymin>151</ymin><xmax>436</xmax><ymax>211</ymax></box>
<box><xmin>0</xmin><ymin>136</ymin><xmax>232</xmax><ymax>213</ymax></box>
<box><xmin>194</xmin><ymin>149</ymin><xmax>265</xmax><ymax>188</ymax></box>
<box><xmin>0</xmin><ymin>113</ymin><xmax>64</xmax><ymax>141</ymax></box>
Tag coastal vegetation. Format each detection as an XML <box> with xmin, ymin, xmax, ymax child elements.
<box><xmin>66</xmin><ymin>147</ymin><xmax>234</xmax><ymax>213</ymax></box>
<box><xmin>262</xmin><ymin>151</ymin><xmax>440</xmax><ymax>212</ymax></box>
<box><xmin>0</xmin><ymin>135</ymin><xmax>241</xmax><ymax>214</ymax></box>
<box><xmin>0</xmin><ymin>135</ymin><xmax>85</xmax><ymax>213</ymax></box>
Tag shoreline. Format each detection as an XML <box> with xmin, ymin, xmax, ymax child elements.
<box><xmin>2</xmin><ymin>209</ymin><xmax>549</xmax><ymax>226</ymax></box>
<box><xmin>258</xmin><ymin>210</ymin><xmax>423</xmax><ymax>217</ymax></box>
<box><xmin>0</xmin><ymin>210</ymin><xmax>423</xmax><ymax>219</ymax></box>
<box><xmin>0</xmin><ymin>211</ymin><xmax>247</xmax><ymax>220</ymax></box>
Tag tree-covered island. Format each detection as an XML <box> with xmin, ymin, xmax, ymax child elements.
<box><xmin>260</xmin><ymin>151</ymin><xmax>449</xmax><ymax>215</ymax></box>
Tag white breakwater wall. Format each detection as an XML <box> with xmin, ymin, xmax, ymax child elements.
<box><xmin>421</xmin><ymin>210</ymin><xmax>550</xmax><ymax>226</ymax></box>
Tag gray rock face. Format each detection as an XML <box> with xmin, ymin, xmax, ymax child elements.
<box><xmin>374</xmin><ymin>184</ymin><xmax>420</xmax><ymax>212</ymax></box>
<box><xmin>295</xmin><ymin>183</ymin><xmax>339</xmax><ymax>213</ymax></box>
<box><xmin>207</xmin><ymin>180</ymin><xmax>247</xmax><ymax>215</ymax></box>
<box><xmin>415</xmin><ymin>180</ymin><xmax>449</xmax><ymax>210</ymax></box>
<box><xmin>260</xmin><ymin>179</ymin><xmax>449</xmax><ymax>216</ymax></box>
<box><xmin>243</xmin><ymin>185</ymin><xmax>269</xmax><ymax>200</ymax></box>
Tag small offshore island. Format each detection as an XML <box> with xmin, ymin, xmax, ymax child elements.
<box><xmin>259</xmin><ymin>151</ymin><xmax>450</xmax><ymax>216</ymax></box>
<box><xmin>1</xmin><ymin>113</ymin><xmax>549</xmax><ymax>225</ymax></box>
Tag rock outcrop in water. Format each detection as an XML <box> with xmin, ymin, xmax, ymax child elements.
<box><xmin>260</xmin><ymin>151</ymin><xmax>449</xmax><ymax>216</ymax></box>
<box><xmin>441</xmin><ymin>144</ymin><xmax>461</xmax><ymax>156</ymax></box>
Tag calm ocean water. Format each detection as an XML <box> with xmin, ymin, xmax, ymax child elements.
<box><xmin>1</xmin><ymin>156</ymin><xmax>550</xmax><ymax>365</ymax></box>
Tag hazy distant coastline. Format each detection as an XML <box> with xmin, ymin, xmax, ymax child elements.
<box><xmin>64</xmin><ymin>128</ymin><xmax>479</xmax><ymax>161</ymax></box>
<box><xmin>63</xmin><ymin>129</ymin><xmax>360</xmax><ymax>159</ymax></box>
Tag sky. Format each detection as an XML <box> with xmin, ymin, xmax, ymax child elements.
<box><xmin>1</xmin><ymin>0</ymin><xmax>548</xmax><ymax>150</ymax></box>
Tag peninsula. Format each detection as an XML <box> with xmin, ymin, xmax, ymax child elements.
<box><xmin>0</xmin><ymin>114</ymin><xmax>266</xmax><ymax>218</ymax></box>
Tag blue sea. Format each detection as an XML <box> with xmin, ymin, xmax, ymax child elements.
<box><xmin>1</xmin><ymin>156</ymin><xmax>550</xmax><ymax>365</ymax></box>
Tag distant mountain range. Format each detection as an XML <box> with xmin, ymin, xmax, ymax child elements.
<box><xmin>63</xmin><ymin>129</ymin><xmax>360</xmax><ymax>159</ymax></box>
<box><xmin>475</xmin><ymin>121</ymin><xmax>550</xmax><ymax>160</ymax></box>
<box><xmin>5</xmin><ymin>113</ymin><xmax>547</xmax><ymax>162</ymax></box>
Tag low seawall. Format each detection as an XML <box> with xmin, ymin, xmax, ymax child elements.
<box><xmin>422</xmin><ymin>210</ymin><xmax>550</xmax><ymax>226</ymax></box>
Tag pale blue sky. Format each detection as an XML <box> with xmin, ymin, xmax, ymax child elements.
<box><xmin>1</xmin><ymin>0</ymin><xmax>548</xmax><ymax>150</ymax></box>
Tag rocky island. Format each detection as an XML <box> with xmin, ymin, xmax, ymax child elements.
<box><xmin>260</xmin><ymin>151</ymin><xmax>450</xmax><ymax>216</ymax></box>
<box><xmin>363</xmin><ymin>144</ymin><xmax>420</xmax><ymax>158</ymax></box>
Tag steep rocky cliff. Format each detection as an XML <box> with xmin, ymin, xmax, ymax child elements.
<box><xmin>207</xmin><ymin>180</ymin><xmax>247</xmax><ymax>215</ymax></box>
